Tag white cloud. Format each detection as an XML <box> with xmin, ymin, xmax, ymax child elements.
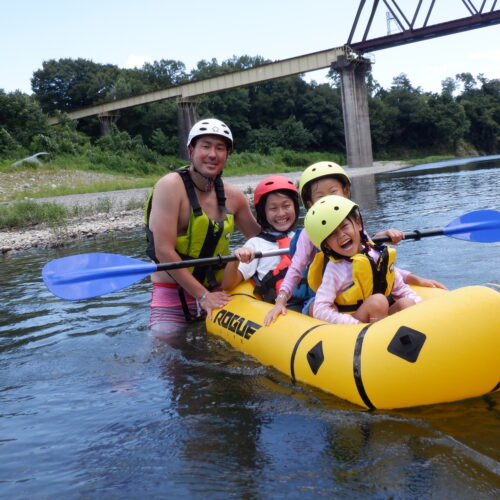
<box><xmin>123</xmin><ymin>55</ymin><xmax>154</xmax><ymax>69</ymax></box>
<box><xmin>469</xmin><ymin>49</ymin><xmax>500</xmax><ymax>61</ymax></box>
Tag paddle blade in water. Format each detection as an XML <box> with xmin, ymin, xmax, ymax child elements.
<box><xmin>443</xmin><ymin>210</ymin><xmax>500</xmax><ymax>242</ymax></box>
<box><xmin>42</xmin><ymin>253</ymin><xmax>157</xmax><ymax>300</ymax></box>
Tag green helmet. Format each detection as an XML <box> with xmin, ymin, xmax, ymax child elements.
<box><xmin>298</xmin><ymin>161</ymin><xmax>351</xmax><ymax>205</ymax></box>
<box><xmin>304</xmin><ymin>195</ymin><xmax>359</xmax><ymax>250</ymax></box>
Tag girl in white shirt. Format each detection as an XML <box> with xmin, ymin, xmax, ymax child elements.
<box><xmin>221</xmin><ymin>175</ymin><xmax>303</xmax><ymax>309</ymax></box>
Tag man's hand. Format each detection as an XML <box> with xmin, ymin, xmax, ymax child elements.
<box><xmin>200</xmin><ymin>291</ymin><xmax>232</xmax><ymax>320</ymax></box>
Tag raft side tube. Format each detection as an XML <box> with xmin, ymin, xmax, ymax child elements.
<box><xmin>206</xmin><ymin>282</ymin><xmax>500</xmax><ymax>410</ymax></box>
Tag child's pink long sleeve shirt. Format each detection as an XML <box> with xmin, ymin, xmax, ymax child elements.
<box><xmin>279</xmin><ymin>229</ymin><xmax>410</xmax><ymax>299</ymax></box>
<box><xmin>313</xmin><ymin>247</ymin><xmax>421</xmax><ymax>325</ymax></box>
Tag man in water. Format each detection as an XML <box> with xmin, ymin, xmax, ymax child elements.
<box><xmin>145</xmin><ymin>118</ymin><xmax>260</xmax><ymax>337</ymax></box>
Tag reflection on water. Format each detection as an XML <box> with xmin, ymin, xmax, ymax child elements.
<box><xmin>1</xmin><ymin>158</ymin><xmax>499</xmax><ymax>497</ymax></box>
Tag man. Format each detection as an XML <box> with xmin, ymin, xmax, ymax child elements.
<box><xmin>145</xmin><ymin>118</ymin><xmax>260</xmax><ymax>336</ymax></box>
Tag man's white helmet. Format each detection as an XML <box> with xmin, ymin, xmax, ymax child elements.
<box><xmin>187</xmin><ymin>118</ymin><xmax>233</xmax><ymax>152</ymax></box>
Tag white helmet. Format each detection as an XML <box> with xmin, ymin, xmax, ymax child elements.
<box><xmin>187</xmin><ymin>118</ymin><xmax>233</xmax><ymax>152</ymax></box>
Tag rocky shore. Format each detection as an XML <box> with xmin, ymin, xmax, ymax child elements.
<box><xmin>0</xmin><ymin>161</ymin><xmax>408</xmax><ymax>254</ymax></box>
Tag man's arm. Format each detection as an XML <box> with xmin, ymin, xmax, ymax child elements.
<box><xmin>148</xmin><ymin>174</ymin><xmax>207</xmax><ymax>296</ymax></box>
<box><xmin>148</xmin><ymin>174</ymin><xmax>231</xmax><ymax>319</ymax></box>
<box><xmin>225</xmin><ymin>183</ymin><xmax>261</xmax><ymax>238</ymax></box>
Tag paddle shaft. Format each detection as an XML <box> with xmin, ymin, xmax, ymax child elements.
<box><xmin>155</xmin><ymin>248</ymin><xmax>290</xmax><ymax>272</ymax></box>
<box><xmin>42</xmin><ymin>209</ymin><xmax>500</xmax><ymax>300</ymax></box>
<box><xmin>47</xmin><ymin>248</ymin><xmax>290</xmax><ymax>286</ymax></box>
<box><xmin>373</xmin><ymin>228</ymin><xmax>444</xmax><ymax>243</ymax></box>
<box><xmin>373</xmin><ymin>218</ymin><xmax>499</xmax><ymax>243</ymax></box>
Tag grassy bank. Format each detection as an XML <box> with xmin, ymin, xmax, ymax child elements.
<box><xmin>0</xmin><ymin>151</ymin><xmax>455</xmax><ymax>230</ymax></box>
<box><xmin>0</xmin><ymin>149</ymin><xmax>455</xmax><ymax>203</ymax></box>
<box><xmin>0</xmin><ymin>197</ymin><xmax>146</xmax><ymax>230</ymax></box>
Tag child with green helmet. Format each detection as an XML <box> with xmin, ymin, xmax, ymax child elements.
<box><xmin>304</xmin><ymin>195</ymin><xmax>420</xmax><ymax>324</ymax></box>
<box><xmin>264</xmin><ymin>161</ymin><xmax>445</xmax><ymax>325</ymax></box>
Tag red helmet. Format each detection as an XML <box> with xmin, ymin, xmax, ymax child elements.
<box><xmin>253</xmin><ymin>175</ymin><xmax>299</xmax><ymax>207</ymax></box>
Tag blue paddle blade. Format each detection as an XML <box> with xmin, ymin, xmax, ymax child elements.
<box><xmin>42</xmin><ymin>253</ymin><xmax>157</xmax><ymax>301</ymax></box>
<box><xmin>443</xmin><ymin>210</ymin><xmax>500</xmax><ymax>242</ymax></box>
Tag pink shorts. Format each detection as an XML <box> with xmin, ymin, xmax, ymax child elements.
<box><xmin>149</xmin><ymin>283</ymin><xmax>203</xmax><ymax>327</ymax></box>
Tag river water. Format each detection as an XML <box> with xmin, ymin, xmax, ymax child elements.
<box><xmin>1</xmin><ymin>157</ymin><xmax>499</xmax><ymax>498</ymax></box>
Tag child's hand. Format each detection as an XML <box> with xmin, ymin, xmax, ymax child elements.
<box><xmin>264</xmin><ymin>299</ymin><xmax>287</xmax><ymax>326</ymax></box>
<box><xmin>373</xmin><ymin>228</ymin><xmax>405</xmax><ymax>244</ymax></box>
<box><xmin>407</xmin><ymin>274</ymin><xmax>448</xmax><ymax>289</ymax></box>
<box><xmin>233</xmin><ymin>246</ymin><xmax>255</xmax><ymax>264</ymax></box>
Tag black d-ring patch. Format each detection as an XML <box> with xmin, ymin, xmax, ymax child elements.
<box><xmin>307</xmin><ymin>341</ymin><xmax>324</xmax><ymax>375</ymax></box>
<box><xmin>387</xmin><ymin>326</ymin><xmax>426</xmax><ymax>363</ymax></box>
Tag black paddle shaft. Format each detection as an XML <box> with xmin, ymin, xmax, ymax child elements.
<box><xmin>155</xmin><ymin>248</ymin><xmax>290</xmax><ymax>272</ymax></box>
<box><xmin>373</xmin><ymin>228</ymin><xmax>445</xmax><ymax>244</ymax></box>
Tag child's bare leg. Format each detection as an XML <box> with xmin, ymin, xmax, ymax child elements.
<box><xmin>389</xmin><ymin>298</ymin><xmax>416</xmax><ymax>315</ymax></box>
<box><xmin>354</xmin><ymin>294</ymin><xmax>389</xmax><ymax>323</ymax></box>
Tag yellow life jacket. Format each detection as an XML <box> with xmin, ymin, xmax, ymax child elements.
<box><xmin>144</xmin><ymin>167</ymin><xmax>234</xmax><ymax>289</ymax></box>
<box><xmin>307</xmin><ymin>244</ymin><xmax>396</xmax><ymax>314</ymax></box>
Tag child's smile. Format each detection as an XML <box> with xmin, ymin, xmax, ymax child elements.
<box><xmin>325</xmin><ymin>217</ymin><xmax>363</xmax><ymax>257</ymax></box>
<box><xmin>265</xmin><ymin>192</ymin><xmax>296</xmax><ymax>233</ymax></box>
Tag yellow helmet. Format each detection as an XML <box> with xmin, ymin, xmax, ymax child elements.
<box><xmin>298</xmin><ymin>161</ymin><xmax>350</xmax><ymax>205</ymax></box>
<box><xmin>304</xmin><ymin>195</ymin><xmax>358</xmax><ymax>250</ymax></box>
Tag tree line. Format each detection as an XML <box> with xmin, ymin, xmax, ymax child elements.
<box><xmin>1</xmin><ymin>55</ymin><xmax>498</xmax><ymax>169</ymax></box>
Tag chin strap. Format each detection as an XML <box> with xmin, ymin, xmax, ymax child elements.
<box><xmin>192</xmin><ymin>166</ymin><xmax>219</xmax><ymax>192</ymax></box>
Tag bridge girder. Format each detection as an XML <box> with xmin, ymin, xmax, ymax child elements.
<box><xmin>348</xmin><ymin>0</ymin><xmax>500</xmax><ymax>52</ymax></box>
<box><xmin>48</xmin><ymin>46</ymin><xmax>351</xmax><ymax>125</ymax></box>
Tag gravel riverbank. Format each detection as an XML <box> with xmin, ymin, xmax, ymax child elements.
<box><xmin>0</xmin><ymin>161</ymin><xmax>408</xmax><ymax>254</ymax></box>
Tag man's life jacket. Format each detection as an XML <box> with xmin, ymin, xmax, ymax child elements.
<box><xmin>252</xmin><ymin>233</ymin><xmax>292</xmax><ymax>303</ymax></box>
<box><xmin>307</xmin><ymin>243</ymin><xmax>396</xmax><ymax>314</ymax></box>
<box><xmin>144</xmin><ymin>167</ymin><xmax>234</xmax><ymax>318</ymax></box>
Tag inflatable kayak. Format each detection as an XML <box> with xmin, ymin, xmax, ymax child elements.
<box><xmin>206</xmin><ymin>281</ymin><xmax>500</xmax><ymax>410</ymax></box>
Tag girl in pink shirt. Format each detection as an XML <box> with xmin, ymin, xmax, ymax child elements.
<box><xmin>264</xmin><ymin>161</ymin><xmax>445</xmax><ymax>325</ymax></box>
<box><xmin>304</xmin><ymin>195</ymin><xmax>420</xmax><ymax>324</ymax></box>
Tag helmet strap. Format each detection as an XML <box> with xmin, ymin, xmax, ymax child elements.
<box><xmin>191</xmin><ymin>166</ymin><xmax>219</xmax><ymax>192</ymax></box>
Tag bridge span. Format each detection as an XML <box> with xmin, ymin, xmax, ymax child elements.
<box><xmin>48</xmin><ymin>44</ymin><xmax>374</xmax><ymax>167</ymax></box>
<box><xmin>48</xmin><ymin>1</ymin><xmax>500</xmax><ymax>168</ymax></box>
<box><xmin>48</xmin><ymin>46</ymin><xmax>352</xmax><ymax>125</ymax></box>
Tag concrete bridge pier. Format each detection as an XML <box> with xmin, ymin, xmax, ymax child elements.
<box><xmin>98</xmin><ymin>111</ymin><xmax>120</xmax><ymax>136</ymax></box>
<box><xmin>332</xmin><ymin>55</ymin><xmax>373</xmax><ymax>168</ymax></box>
<box><xmin>177</xmin><ymin>98</ymin><xmax>198</xmax><ymax>161</ymax></box>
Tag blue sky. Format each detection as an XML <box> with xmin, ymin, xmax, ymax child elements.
<box><xmin>2</xmin><ymin>0</ymin><xmax>499</xmax><ymax>95</ymax></box>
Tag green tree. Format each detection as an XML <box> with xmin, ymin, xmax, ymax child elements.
<box><xmin>378</xmin><ymin>74</ymin><xmax>428</xmax><ymax>149</ymax></box>
<box><xmin>150</xmin><ymin>128</ymin><xmax>178</xmax><ymax>156</ymax></box>
<box><xmin>275</xmin><ymin>117</ymin><xmax>313</xmax><ymax>151</ymax></box>
<box><xmin>299</xmin><ymin>82</ymin><xmax>344</xmax><ymax>152</ymax></box>
<box><xmin>455</xmin><ymin>72</ymin><xmax>477</xmax><ymax>92</ymax></box>
<box><xmin>191</xmin><ymin>56</ymin><xmax>264</xmax><ymax>150</ymax></box>
<box><xmin>142</xmin><ymin>59</ymin><xmax>188</xmax><ymax>89</ymax></box>
<box><xmin>31</xmin><ymin>58</ymin><xmax>121</xmax><ymax>113</ymax></box>
<box><xmin>30</xmin><ymin>118</ymin><xmax>91</xmax><ymax>155</ymax></box>
<box><xmin>0</xmin><ymin>127</ymin><xmax>22</xmax><ymax>156</ymax></box>
<box><xmin>441</xmin><ymin>77</ymin><xmax>457</xmax><ymax>96</ymax></box>
<box><xmin>246</xmin><ymin>127</ymin><xmax>279</xmax><ymax>154</ymax></box>
<box><xmin>369</xmin><ymin>95</ymin><xmax>398</xmax><ymax>154</ymax></box>
<box><xmin>458</xmin><ymin>76</ymin><xmax>499</xmax><ymax>153</ymax></box>
<box><xmin>416</xmin><ymin>93</ymin><xmax>468</xmax><ymax>151</ymax></box>
<box><xmin>0</xmin><ymin>90</ymin><xmax>48</xmax><ymax>150</ymax></box>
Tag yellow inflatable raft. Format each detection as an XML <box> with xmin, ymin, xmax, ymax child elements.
<box><xmin>206</xmin><ymin>282</ymin><xmax>500</xmax><ymax>410</ymax></box>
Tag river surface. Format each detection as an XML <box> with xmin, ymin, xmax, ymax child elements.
<box><xmin>1</xmin><ymin>157</ymin><xmax>499</xmax><ymax>498</ymax></box>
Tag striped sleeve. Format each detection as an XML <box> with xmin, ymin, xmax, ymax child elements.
<box><xmin>280</xmin><ymin>230</ymin><xmax>317</xmax><ymax>298</ymax></box>
<box><xmin>313</xmin><ymin>260</ymin><xmax>362</xmax><ymax>325</ymax></box>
